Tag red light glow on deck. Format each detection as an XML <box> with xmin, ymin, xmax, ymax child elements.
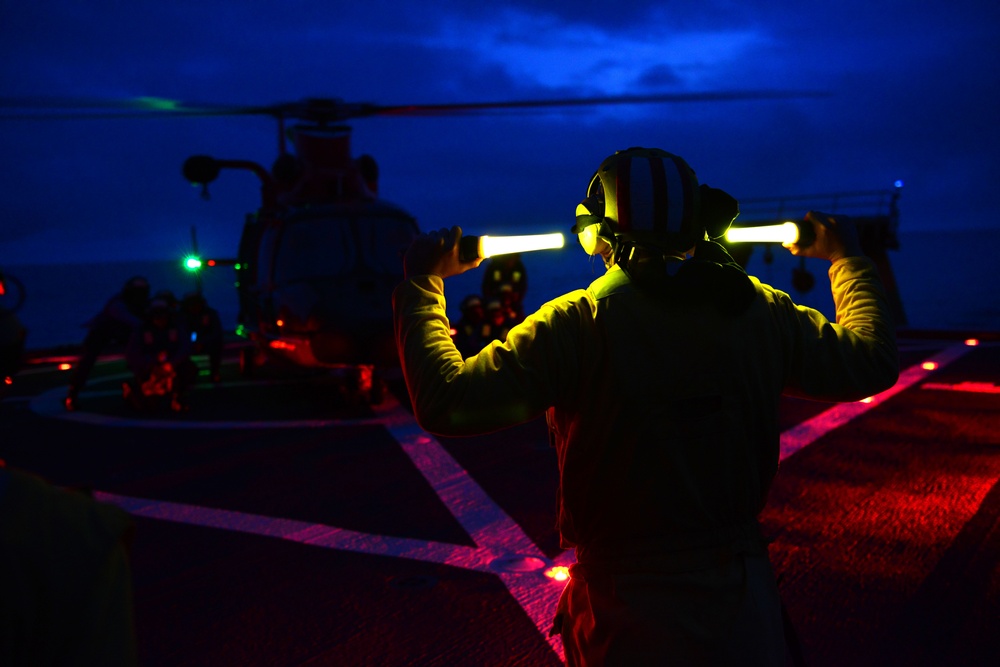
<box><xmin>3</xmin><ymin>376</ymin><xmax>12</xmax><ymax>385</ymax></box>
<box><xmin>921</xmin><ymin>361</ymin><xmax>939</xmax><ymax>370</ymax></box>
<box><xmin>545</xmin><ymin>566</ymin><xmax>570</xmax><ymax>582</ymax></box>
<box><xmin>358</xmin><ymin>365</ymin><xmax>373</xmax><ymax>393</ymax></box>
<box><xmin>922</xmin><ymin>381</ymin><xmax>1000</xmax><ymax>394</ymax></box>
<box><xmin>58</xmin><ymin>363</ymin><xmax>72</xmax><ymax>371</ymax></box>
<box><xmin>965</xmin><ymin>338</ymin><xmax>980</xmax><ymax>346</ymax></box>
<box><xmin>269</xmin><ymin>340</ymin><xmax>296</xmax><ymax>351</ymax></box>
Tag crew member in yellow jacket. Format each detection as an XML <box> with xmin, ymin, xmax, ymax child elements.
<box><xmin>0</xmin><ymin>465</ymin><xmax>137</xmax><ymax>666</ymax></box>
<box><xmin>393</xmin><ymin>147</ymin><xmax>898</xmax><ymax>666</ymax></box>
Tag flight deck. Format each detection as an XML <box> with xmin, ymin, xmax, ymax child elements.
<box><xmin>2</xmin><ymin>334</ymin><xmax>998</xmax><ymax>666</ymax></box>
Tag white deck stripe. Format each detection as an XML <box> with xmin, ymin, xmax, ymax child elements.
<box><xmin>388</xmin><ymin>422</ymin><xmax>545</xmax><ymax>556</ymax></box>
<box><xmin>91</xmin><ymin>399</ymin><xmax>568</xmax><ymax>659</ymax></box>
<box><xmin>779</xmin><ymin>344</ymin><xmax>972</xmax><ymax>461</ymax></box>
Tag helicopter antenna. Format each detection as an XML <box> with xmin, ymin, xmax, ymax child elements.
<box><xmin>190</xmin><ymin>225</ymin><xmax>203</xmax><ymax>294</ymax></box>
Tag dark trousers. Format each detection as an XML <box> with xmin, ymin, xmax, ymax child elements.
<box><xmin>556</xmin><ymin>552</ymin><xmax>786</xmax><ymax>666</ymax></box>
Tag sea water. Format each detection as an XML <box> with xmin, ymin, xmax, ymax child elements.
<box><xmin>4</xmin><ymin>228</ymin><xmax>998</xmax><ymax>351</ymax></box>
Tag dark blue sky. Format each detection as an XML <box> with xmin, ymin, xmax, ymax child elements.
<box><xmin>2</xmin><ymin>0</ymin><xmax>998</xmax><ymax>264</ymax></box>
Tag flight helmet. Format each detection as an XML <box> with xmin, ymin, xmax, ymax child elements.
<box><xmin>572</xmin><ymin>147</ymin><xmax>739</xmax><ymax>259</ymax></box>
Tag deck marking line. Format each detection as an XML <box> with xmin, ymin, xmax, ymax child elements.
<box><xmin>91</xmin><ymin>400</ymin><xmax>568</xmax><ymax>660</ymax></box>
<box><xmin>780</xmin><ymin>344</ymin><xmax>972</xmax><ymax>461</ymax></box>
<box><xmin>94</xmin><ymin>491</ymin><xmax>567</xmax><ymax>658</ymax></box>
<box><xmin>386</xmin><ymin>419</ymin><xmax>566</xmax><ymax>657</ymax></box>
<box><xmin>389</xmin><ymin>422</ymin><xmax>544</xmax><ymax>555</ymax></box>
<box><xmin>94</xmin><ymin>491</ymin><xmax>487</xmax><ymax>568</ymax></box>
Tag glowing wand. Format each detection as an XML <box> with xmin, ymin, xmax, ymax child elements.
<box><xmin>724</xmin><ymin>221</ymin><xmax>815</xmax><ymax>248</ymax></box>
<box><xmin>459</xmin><ymin>232</ymin><xmax>566</xmax><ymax>262</ymax></box>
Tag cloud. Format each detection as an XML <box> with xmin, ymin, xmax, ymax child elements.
<box><xmin>410</xmin><ymin>7</ymin><xmax>771</xmax><ymax>95</ymax></box>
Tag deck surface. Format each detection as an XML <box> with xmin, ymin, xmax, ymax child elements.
<box><xmin>2</xmin><ymin>336</ymin><xmax>998</xmax><ymax>666</ymax></box>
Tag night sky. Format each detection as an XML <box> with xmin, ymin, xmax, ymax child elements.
<box><xmin>2</xmin><ymin>0</ymin><xmax>998</xmax><ymax>265</ymax></box>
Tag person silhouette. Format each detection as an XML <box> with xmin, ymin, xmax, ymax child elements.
<box><xmin>65</xmin><ymin>276</ymin><xmax>150</xmax><ymax>411</ymax></box>
<box><xmin>124</xmin><ymin>298</ymin><xmax>197</xmax><ymax>412</ymax></box>
<box><xmin>393</xmin><ymin>147</ymin><xmax>898</xmax><ymax>665</ymax></box>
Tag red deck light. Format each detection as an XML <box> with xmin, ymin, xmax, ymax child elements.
<box><xmin>545</xmin><ymin>566</ymin><xmax>570</xmax><ymax>582</ymax></box>
<box><xmin>921</xmin><ymin>361</ymin><xmax>938</xmax><ymax>371</ymax></box>
<box><xmin>965</xmin><ymin>338</ymin><xmax>980</xmax><ymax>346</ymax></box>
<box><xmin>58</xmin><ymin>363</ymin><xmax>72</xmax><ymax>371</ymax></box>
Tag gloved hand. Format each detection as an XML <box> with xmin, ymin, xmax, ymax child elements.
<box><xmin>785</xmin><ymin>211</ymin><xmax>863</xmax><ymax>263</ymax></box>
<box><xmin>403</xmin><ymin>226</ymin><xmax>483</xmax><ymax>280</ymax></box>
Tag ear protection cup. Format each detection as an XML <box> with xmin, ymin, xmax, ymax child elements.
<box><xmin>577</xmin><ymin>221</ymin><xmax>614</xmax><ymax>256</ymax></box>
<box><xmin>573</xmin><ymin>174</ymin><xmax>615</xmax><ymax>256</ymax></box>
<box><xmin>578</xmin><ymin>223</ymin><xmax>601</xmax><ymax>255</ymax></box>
<box><xmin>699</xmin><ymin>184</ymin><xmax>740</xmax><ymax>239</ymax></box>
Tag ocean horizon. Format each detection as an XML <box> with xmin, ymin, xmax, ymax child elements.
<box><xmin>4</xmin><ymin>227</ymin><xmax>998</xmax><ymax>352</ymax></box>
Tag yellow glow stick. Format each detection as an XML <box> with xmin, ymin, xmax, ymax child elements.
<box><xmin>725</xmin><ymin>222</ymin><xmax>800</xmax><ymax>245</ymax></box>
<box><xmin>460</xmin><ymin>233</ymin><xmax>566</xmax><ymax>261</ymax></box>
<box><xmin>725</xmin><ymin>221</ymin><xmax>817</xmax><ymax>247</ymax></box>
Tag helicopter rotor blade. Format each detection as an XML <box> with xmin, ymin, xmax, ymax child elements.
<box><xmin>0</xmin><ymin>96</ymin><xmax>283</xmax><ymax>121</ymax></box>
<box><xmin>364</xmin><ymin>89</ymin><xmax>829</xmax><ymax>117</ymax></box>
<box><xmin>0</xmin><ymin>90</ymin><xmax>826</xmax><ymax>122</ymax></box>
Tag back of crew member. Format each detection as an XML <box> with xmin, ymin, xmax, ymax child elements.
<box><xmin>65</xmin><ymin>276</ymin><xmax>150</xmax><ymax>411</ymax></box>
<box><xmin>393</xmin><ymin>147</ymin><xmax>899</xmax><ymax>665</ymax></box>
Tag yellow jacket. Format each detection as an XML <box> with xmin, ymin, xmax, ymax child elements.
<box><xmin>393</xmin><ymin>256</ymin><xmax>898</xmax><ymax>558</ymax></box>
<box><xmin>0</xmin><ymin>468</ymin><xmax>137</xmax><ymax>666</ymax></box>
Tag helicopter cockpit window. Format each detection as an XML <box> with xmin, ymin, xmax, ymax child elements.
<box><xmin>273</xmin><ymin>217</ymin><xmax>357</xmax><ymax>283</ymax></box>
<box><xmin>356</xmin><ymin>215</ymin><xmax>419</xmax><ymax>273</ymax></box>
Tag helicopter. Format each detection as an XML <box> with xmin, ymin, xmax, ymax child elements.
<box><xmin>179</xmin><ymin>101</ymin><xmax>426</xmax><ymax>403</ymax></box>
<box><xmin>1</xmin><ymin>91</ymin><xmax>825</xmax><ymax>403</ymax></box>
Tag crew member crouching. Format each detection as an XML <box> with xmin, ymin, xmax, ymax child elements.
<box><xmin>125</xmin><ymin>299</ymin><xmax>197</xmax><ymax>412</ymax></box>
